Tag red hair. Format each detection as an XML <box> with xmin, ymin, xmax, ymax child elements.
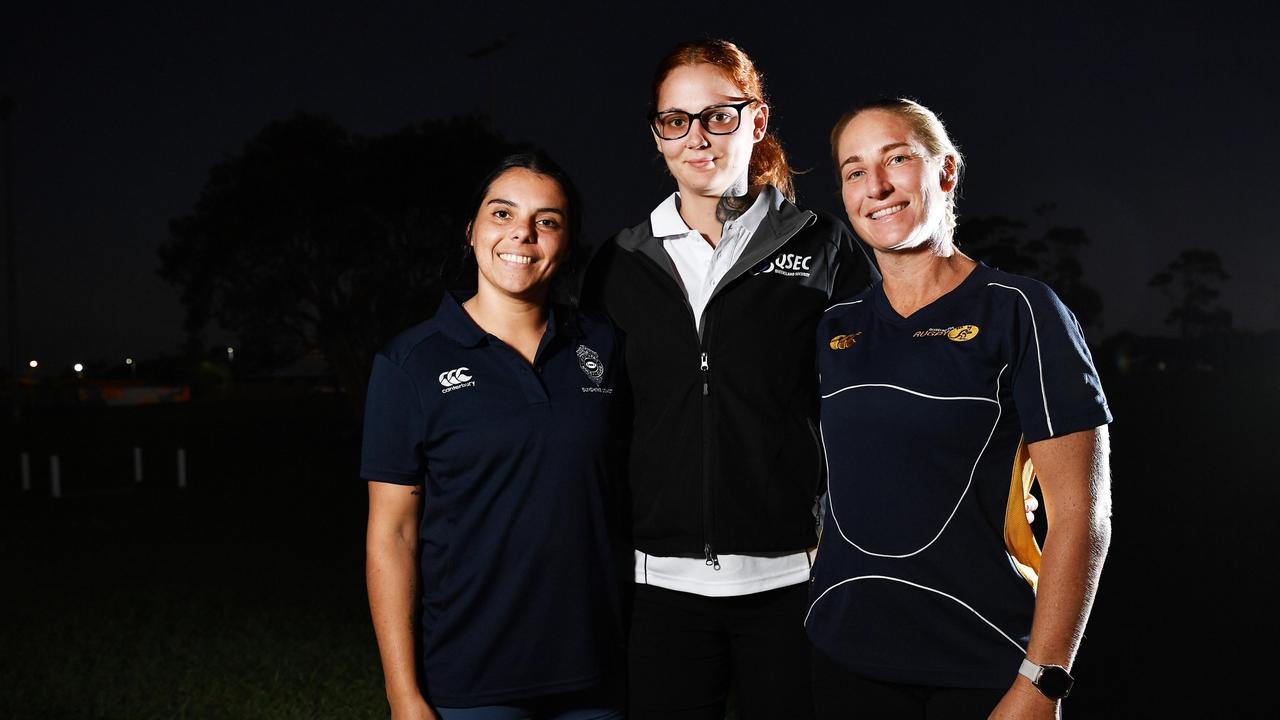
<box><xmin>651</xmin><ymin>39</ymin><xmax>796</xmax><ymax>202</ymax></box>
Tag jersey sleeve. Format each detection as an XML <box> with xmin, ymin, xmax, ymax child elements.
<box><xmin>1009</xmin><ymin>282</ymin><xmax>1113</xmax><ymax>442</ymax></box>
<box><xmin>360</xmin><ymin>352</ymin><xmax>428</xmax><ymax>485</ymax></box>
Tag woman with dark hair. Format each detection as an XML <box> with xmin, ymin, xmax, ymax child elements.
<box><xmin>363</xmin><ymin>152</ymin><xmax>626</xmax><ymax>720</ymax></box>
<box><xmin>584</xmin><ymin>39</ymin><xmax>878</xmax><ymax>720</ymax></box>
<box><xmin>806</xmin><ymin>99</ymin><xmax>1113</xmax><ymax>719</ymax></box>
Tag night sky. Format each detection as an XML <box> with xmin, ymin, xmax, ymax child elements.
<box><xmin>3</xmin><ymin>2</ymin><xmax>1276</xmax><ymax>370</ymax></box>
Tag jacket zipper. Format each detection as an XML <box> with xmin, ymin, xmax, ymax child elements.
<box><xmin>627</xmin><ymin>248</ymin><xmax>720</xmax><ymax>566</ymax></box>
<box><xmin>700</xmin><ymin>347</ymin><xmax>719</xmax><ymax>570</ymax></box>
<box><xmin>696</xmin><ymin>213</ymin><xmax>812</xmax><ymax>571</ymax></box>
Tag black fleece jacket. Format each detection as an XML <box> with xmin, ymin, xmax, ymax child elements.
<box><xmin>582</xmin><ymin>196</ymin><xmax>879</xmax><ymax>559</ymax></box>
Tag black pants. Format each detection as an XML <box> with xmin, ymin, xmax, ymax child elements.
<box><xmin>812</xmin><ymin>647</ymin><xmax>1006</xmax><ymax>719</ymax></box>
<box><xmin>627</xmin><ymin>582</ymin><xmax>813</xmax><ymax>720</ymax></box>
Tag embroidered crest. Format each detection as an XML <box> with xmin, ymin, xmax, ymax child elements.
<box><xmin>829</xmin><ymin>332</ymin><xmax>862</xmax><ymax>350</ymax></box>
<box><xmin>576</xmin><ymin>345</ymin><xmax>604</xmax><ymax>385</ymax></box>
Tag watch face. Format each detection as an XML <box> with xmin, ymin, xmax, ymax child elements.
<box><xmin>1036</xmin><ymin>666</ymin><xmax>1074</xmax><ymax>699</ymax></box>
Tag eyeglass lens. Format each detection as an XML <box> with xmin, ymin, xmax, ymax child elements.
<box><xmin>654</xmin><ymin>104</ymin><xmax>745</xmax><ymax>140</ymax></box>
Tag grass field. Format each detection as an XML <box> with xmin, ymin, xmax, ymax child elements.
<box><xmin>2</xmin><ymin>391</ymin><xmax>387</xmax><ymax>720</ymax></box>
<box><xmin>1</xmin><ymin>370</ymin><xmax>1273</xmax><ymax>718</ymax></box>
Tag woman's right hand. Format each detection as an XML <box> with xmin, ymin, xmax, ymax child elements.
<box><xmin>390</xmin><ymin>692</ymin><xmax>438</xmax><ymax>720</ymax></box>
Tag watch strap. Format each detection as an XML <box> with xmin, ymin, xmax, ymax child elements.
<box><xmin>1018</xmin><ymin>657</ymin><xmax>1043</xmax><ymax>684</ymax></box>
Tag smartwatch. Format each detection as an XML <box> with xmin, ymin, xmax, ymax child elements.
<box><xmin>1018</xmin><ymin>657</ymin><xmax>1074</xmax><ymax>700</ymax></box>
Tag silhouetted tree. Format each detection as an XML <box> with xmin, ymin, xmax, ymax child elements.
<box><xmin>159</xmin><ymin>113</ymin><xmax>520</xmax><ymax>416</ymax></box>
<box><xmin>1038</xmin><ymin>226</ymin><xmax>1104</xmax><ymax>329</ymax></box>
<box><xmin>955</xmin><ymin>216</ymin><xmax>1038</xmax><ymax>275</ymax></box>
<box><xmin>1149</xmin><ymin>249</ymin><xmax>1233</xmax><ymax>339</ymax></box>
<box><xmin>956</xmin><ymin>212</ymin><xmax>1104</xmax><ymax>326</ymax></box>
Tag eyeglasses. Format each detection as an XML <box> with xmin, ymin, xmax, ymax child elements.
<box><xmin>651</xmin><ymin>99</ymin><xmax>757</xmax><ymax>141</ymax></box>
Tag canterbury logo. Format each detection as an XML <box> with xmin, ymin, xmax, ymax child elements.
<box><xmin>438</xmin><ymin>367</ymin><xmax>473</xmax><ymax>387</ymax></box>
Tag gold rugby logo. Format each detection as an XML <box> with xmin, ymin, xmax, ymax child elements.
<box><xmin>829</xmin><ymin>332</ymin><xmax>862</xmax><ymax>350</ymax></box>
<box><xmin>912</xmin><ymin>325</ymin><xmax>981</xmax><ymax>341</ymax></box>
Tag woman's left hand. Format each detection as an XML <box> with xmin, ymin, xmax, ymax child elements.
<box><xmin>989</xmin><ymin>680</ymin><xmax>1060</xmax><ymax>719</ymax></box>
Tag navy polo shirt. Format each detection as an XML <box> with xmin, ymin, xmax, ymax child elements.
<box><xmin>806</xmin><ymin>262</ymin><xmax>1112</xmax><ymax>689</ymax></box>
<box><xmin>361</xmin><ymin>293</ymin><xmax>625</xmax><ymax>707</ymax></box>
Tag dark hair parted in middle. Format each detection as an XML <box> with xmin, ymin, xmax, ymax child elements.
<box><xmin>468</xmin><ymin>151</ymin><xmax>583</xmax><ymax>248</ymax></box>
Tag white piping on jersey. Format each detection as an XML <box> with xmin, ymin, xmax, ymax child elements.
<box><xmin>824</xmin><ymin>298</ymin><xmax>864</xmax><ymax>313</ymax></box>
<box><xmin>821</xmin><ymin>383</ymin><xmax>998</xmax><ymax>404</ymax></box>
<box><xmin>820</xmin><ymin>366</ymin><xmax>1009</xmax><ymax>559</ymax></box>
<box><xmin>804</xmin><ymin>574</ymin><xmax>1027</xmax><ymax>655</ymax></box>
<box><xmin>987</xmin><ymin>282</ymin><xmax>1052</xmax><ymax>436</ymax></box>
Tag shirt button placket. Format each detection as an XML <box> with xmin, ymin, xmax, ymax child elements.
<box><xmin>522</xmin><ymin>362</ymin><xmax>549</xmax><ymax>404</ymax></box>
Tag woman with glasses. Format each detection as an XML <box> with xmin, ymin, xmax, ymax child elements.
<box><xmin>364</xmin><ymin>152</ymin><xmax>626</xmax><ymax>720</ymax></box>
<box><xmin>805</xmin><ymin>99</ymin><xmax>1112</xmax><ymax>719</ymax></box>
<box><xmin>583</xmin><ymin>39</ymin><xmax>878</xmax><ymax>720</ymax></box>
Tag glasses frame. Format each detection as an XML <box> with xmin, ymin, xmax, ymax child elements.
<box><xmin>650</xmin><ymin>99</ymin><xmax>758</xmax><ymax>141</ymax></box>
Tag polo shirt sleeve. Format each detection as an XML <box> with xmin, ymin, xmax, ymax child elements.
<box><xmin>1010</xmin><ymin>282</ymin><xmax>1113</xmax><ymax>443</ymax></box>
<box><xmin>360</xmin><ymin>352</ymin><xmax>427</xmax><ymax>485</ymax></box>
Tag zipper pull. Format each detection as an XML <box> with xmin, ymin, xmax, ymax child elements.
<box><xmin>700</xmin><ymin>352</ymin><xmax>709</xmax><ymax>395</ymax></box>
<box><xmin>704</xmin><ymin>543</ymin><xmax>721</xmax><ymax>571</ymax></box>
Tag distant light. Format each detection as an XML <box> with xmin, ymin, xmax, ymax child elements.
<box><xmin>28</xmin><ymin>359</ymin><xmax>38</xmax><ymax>368</ymax></box>
<box><xmin>73</xmin><ymin>363</ymin><xmax>84</xmax><ymax>373</ymax></box>
<box><xmin>226</xmin><ymin>346</ymin><xmax>235</xmax><ymax>361</ymax></box>
<box><xmin>125</xmin><ymin>357</ymin><xmax>134</xmax><ymax>365</ymax></box>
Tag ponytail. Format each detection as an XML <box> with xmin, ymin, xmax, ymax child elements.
<box><xmin>749</xmin><ymin>131</ymin><xmax>794</xmax><ymax>202</ymax></box>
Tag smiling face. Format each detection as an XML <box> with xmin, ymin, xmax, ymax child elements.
<box><xmin>835</xmin><ymin>110</ymin><xmax>957</xmax><ymax>255</ymax></box>
<box><xmin>653</xmin><ymin>63</ymin><xmax>767</xmax><ymax>199</ymax></box>
<box><xmin>467</xmin><ymin>167</ymin><xmax>570</xmax><ymax>303</ymax></box>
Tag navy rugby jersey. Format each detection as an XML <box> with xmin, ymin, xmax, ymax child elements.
<box><xmin>361</xmin><ymin>293</ymin><xmax>626</xmax><ymax>707</ymax></box>
<box><xmin>805</xmin><ymin>262</ymin><xmax>1112</xmax><ymax>688</ymax></box>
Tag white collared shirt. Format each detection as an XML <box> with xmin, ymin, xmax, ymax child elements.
<box><xmin>652</xmin><ymin>187</ymin><xmax>779</xmax><ymax>333</ymax></box>
<box><xmin>637</xmin><ymin>186</ymin><xmax>814</xmax><ymax>597</ymax></box>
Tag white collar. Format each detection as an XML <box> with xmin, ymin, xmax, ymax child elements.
<box><xmin>649</xmin><ymin>186</ymin><xmax>782</xmax><ymax>240</ymax></box>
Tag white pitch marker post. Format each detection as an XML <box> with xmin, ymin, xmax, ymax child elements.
<box><xmin>49</xmin><ymin>455</ymin><xmax>62</xmax><ymax>499</ymax></box>
<box><xmin>133</xmin><ymin>446</ymin><xmax>143</xmax><ymax>484</ymax></box>
<box><xmin>20</xmin><ymin>452</ymin><xmax>30</xmax><ymax>492</ymax></box>
<box><xmin>176</xmin><ymin>448</ymin><xmax>187</xmax><ymax>489</ymax></box>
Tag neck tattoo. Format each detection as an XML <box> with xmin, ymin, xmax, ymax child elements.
<box><xmin>715</xmin><ymin>173</ymin><xmax>751</xmax><ymax>224</ymax></box>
